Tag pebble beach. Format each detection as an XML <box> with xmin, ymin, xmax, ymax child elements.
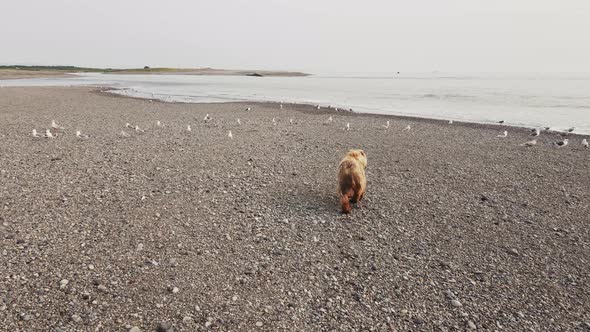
<box><xmin>1</xmin><ymin>87</ymin><xmax>589</xmax><ymax>331</ymax></box>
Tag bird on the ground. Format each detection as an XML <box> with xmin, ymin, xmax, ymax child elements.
<box><xmin>317</xmin><ymin>105</ymin><xmax>321</xmax><ymax>110</ymax></box>
<box><xmin>567</xmin><ymin>127</ymin><xmax>575</xmax><ymax>133</ymax></box>
<box><xmin>582</xmin><ymin>138</ymin><xmax>589</xmax><ymax>148</ymax></box>
<box><xmin>290</xmin><ymin>118</ymin><xmax>293</xmax><ymax>124</ymax></box>
<box><xmin>120</xmin><ymin>130</ymin><xmax>131</xmax><ymax>138</ymax></box>
<box><xmin>403</xmin><ymin>125</ymin><xmax>411</xmax><ymax>131</ymax></box>
<box><xmin>245</xmin><ymin>107</ymin><xmax>251</xmax><ymax>111</ymax></box>
<box><xmin>125</xmin><ymin>123</ymin><xmax>133</xmax><ymax>129</ymax></box>
<box><xmin>345</xmin><ymin>122</ymin><xmax>350</xmax><ymax>131</ymax></box>
<box><xmin>272</xmin><ymin>118</ymin><xmax>277</xmax><ymax>125</ymax></box>
<box><xmin>51</xmin><ymin>120</ymin><xmax>64</xmax><ymax>131</ymax></box>
<box><xmin>280</xmin><ymin>104</ymin><xmax>283</xmax><ymax>109</ymax></box>
<box><xmin>335</xmin><ymin>108</ymin><xmax>338</xmax><ymax>112</ymax></box>
<box><xmin>156</xmin><ymin>120</ymin><xmax>163</xmax><ymax>127</ymax></box>
<box><xmin>555</xmin><ymin>139</ymin><xmax>569</xmax><ymax>147</ymax></box>
<box><xmin>135</xmin><ymin>125</ymin><xmax>145</xmax><ymax>133</ymax></box>
<box><xmin>187</xmin><ymin>125</ymin><xmax>192</xmax><ymax>132</ymax></box>
<box><xmin>228</xmin><ymin>130</ymin><xmax>233</xmax><ymax>139</ymax></box>
<box><xmin>76</xmin><ymin>130</ymin><xmax>89</xmax><ymax>139</ymax></box>
<box><xmin>498</xmin><ymin>120</ymin><xmax>505</xmax><ymax>124</ymax></box>
<box><xmin>521</xmin><ymin>139</ymin><xmax>537</xmax><ymax>147</ymax></box>
<box><xmin>382</xmin><ymin>121</ymin><xmax>390</xmax><ymax>129</ymax></box>
<box><xmin>46</xmin><ymin>129</ymin><xmax>56</xmax><ymax>138</ymax></box>
<box><xmin>544</xmin><ymin>126</ymin><xmax>551</xmax><ymax>131</ymax></box>
<box><xmin>497</xmin><ymin>131</ymin><xmax>508</xmax><ymax>138</ymax></box>
<box><xmin>32</xmin><ymin>129</ymin><xmax>42</xmax><ymax>138</ymax></box>
<box><xmin>237</xmin><ymin>118</ymin><xmax>241</xmax><ymax>125</ymax></box>
<box><xmin>448</xmin><ymin>120</ymin><xmax>453</xmax><ymax>124</ymax></box>
<box><xmin>328</xmin><ymin>116</ymin><xmax>333</xmax><ymax>122</ymax></box>
<box><xmin>204</xmin><ymin>114</ymin><xmax>212</xmax><ymax>122</ymax></box>
<box><xmin>531</xmin><ymin>129</ymin><xmax>540</xmax><ymax>137</ymax></box>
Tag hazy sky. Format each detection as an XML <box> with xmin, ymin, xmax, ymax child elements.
<box><xmin>1</xmin><ymin>0</ymin><xmax>589</xmax><ymax>73</ymax></box>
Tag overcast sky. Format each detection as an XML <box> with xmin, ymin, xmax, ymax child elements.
<box><xmin>1</xmin><ymin>0</ymin><xmax>589</xmax><ymax>74</ymax></box>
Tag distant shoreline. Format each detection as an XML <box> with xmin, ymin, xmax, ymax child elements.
<box><xmin>0</xmin><ymin>65</ymin><xmax>310</xmax><ymax>79</ymax></box>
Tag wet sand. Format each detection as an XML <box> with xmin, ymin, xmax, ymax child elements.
<box><xmin>0</xmin><ymin>87</ymin><xmax>589</xmax><ymax>331</ymax></box>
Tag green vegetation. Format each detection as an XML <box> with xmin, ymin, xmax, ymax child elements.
<box><xmin>0</xmin><ymin>65</ymin><xmax>310</xmax><ymax>77</ymax></box>
<box><xmin>0</xmin><ymin>65</ymin><xmax>106</xmax><ymax>72</ymax></box>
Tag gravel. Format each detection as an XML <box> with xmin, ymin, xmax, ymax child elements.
<box><xmin>0</xmin><ymin>87</ymin><xmax>589</xmax><ymax>331</ymax></box>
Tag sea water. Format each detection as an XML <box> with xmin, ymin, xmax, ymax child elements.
<box><xmin>3</xmin><ymin>72</ymin><xmax>589</xmax><ymax>134</ymax></box>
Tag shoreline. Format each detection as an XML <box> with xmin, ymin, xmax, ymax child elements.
<box><xmin>102</xmin><ymin>88</ymin><xmax>589</xmax><ymax>138</ymax></box>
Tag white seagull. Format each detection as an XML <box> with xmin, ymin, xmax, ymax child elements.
<box><xmin>521</xmin><ymin>139</ymin><xmax>537</xmax><ymax>147</ymax></box>
<box><xmin>345</xmin><ymin>122</ymin><xmax>350</xmax><ymax>131</ymax></box>
<box><xmin>125</xmin><ymin>123</ymin><xmax>133</xmax><ymax>129</ymax></box>
<box><xmin>228</xmin><ymin>130</ymin><xmax>233</xmax><ymax>139</ymax></box>
<box><xmin>135</xmin><ymin>125</ymin><xmax>145</xmax><ymax>133</ymax></box>
<box><xmin>156</xmin><ymin>120</ymin><xmax>163</xmax><ymax>127</ymax></box>
<box><xmin>290</xmin><ymin>118</ymin><xmax>293</xmax><ymax>124</ymax></box>
<box><xmin>403</xmin><ymin>125</ymin><xmax>411</xmax><ymax>131</ymax></box>
<box><xmin>46</xmin><ymin>129</ymin><xmax>56</xmax><ymax>138</ymax></box>
<box><xmin>555</xmin><ymin>138</ymin><xmax>569</xmax><ymax>147</ymax></box>
<box><xmin>317</xmin><ymin>105</ymin><xmax>321</xmax><ymax>110</ymax></box>
<box><xmin>204</xmin><ymin>114</ymin><xmax>212</xmax><ymax>122</ymax></box>
<box><xmin>448</xmin><ymin>120</ymin><xmax>453</xmax><ymax>124</ymax></box>
<box><xmin>280</xmin><ymin>104</ymin><xmax>283</xmax><ymax>109</ymax></box>
<box><xmin>187</xmin><ymin>125</ymin><xmax>192</xmax><ymax>132</ymax></box>
<box><xmin>245</xmin><ymin>107</ymin><xmax>251</xmax><ymax>111</ymax></box>
<box><xmin>272</xmin><ymin>118</ymin><xmax>277</xmax><ymax>125</ymax></box>
<box><xmin>497</xmin><ymin>131</ymin><xmax>508</xmax><ymax>138</ymax></box>
<box><xmin>120</xmin><ymin>130</ymin><xmax>131</xmax><ymax>138</ymax></box>
<box><xmin>382</xmin><ymin>121</ymin><xmax>390</xmax><ymax>129</ymax></box>
<box><xmin>76</xmin><ymin>130</ymin><xmax>89</xmax><ymax>139</ymax></box>
<box><xmin>582</xmin><ymin>138</ymin><xmax>589</xmax><ymax>148</ymax></box>
<box><xmin>32</xmin><ymin>129</ymin><xmax>42</xmax><ymax>138</ymax></box>
<box><xmin>531</xmin><ymin>128</ymin><xmax>541</xmax><ymax>137</ymax></box>
<box><xmin>328</xmin><ymin>116</ymin><xmax>333</xmax><ymax>122</ymax></box>
<box><xmin>237</xmin><ymin>118</ymin><xmax>241</xmax><ymax>125</ymax></box>
<box><xmin>51</xmin><ymin>120</ymin><xmax>64</xmax><ymax>131</ymax></box>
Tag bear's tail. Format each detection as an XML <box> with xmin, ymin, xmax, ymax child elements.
<box><xmin>341</xmin><ymin>189</ymin><xmax>353</xmax><ymax>214</ymax></box>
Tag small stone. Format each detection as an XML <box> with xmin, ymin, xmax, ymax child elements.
<box><xmin>129</xmin><ymin>327</ymin><xmax>141</xmax><ymax>332</ymax></box>
<box><xmin>413</xmin><ymin>317</ymin><xmax>425</xmax><ymax>324</ymax></box>
<box><xmin>156</xmin><ymin>322</ymin><xmax>173</xmax><ymax>332</ymax></box>
<box><xmin>22</xmin><ymin>314</ymin><xmax>33</xmax><ymax>321</ymax></box>
<box><xmin>195</xmin><ymin>305</ymin><xmax>201</xmax><ymax>311</ymax></box>
<box><xmin>168</xmin><ymin>286</ymin><xmax>179</xmax><ymax>293</ymax></box>
<box><xmin>400</xmin><ymin>309</ymin><xmax>408</xmax><ymax>315</ymax></box>
<box><xmin>182</xmin><ymin>316</ymin><xmax>193</xmax><ymax>324</ymax></box>
<box><xmin>82</xmin><ymin>292</ymin><xmax>90</xmax><ymax>300</ymax></box>
<box><xmin>451</xmin><ymin>300</ymin><xmax>463</xmax><ymax>307</ymax></box>
<box><xmin>204</xmin><ymin>321</ymin><xmax>212</xmax><ymax>328</ymax></box>
<box><xmin>59</xmin><ymin>279</ymin><xmax>69</xmax><ymax>288</ymax></box>
<box><xmin>137</xmin><ymin>243</ymin><xmax>144</xmax><ymax>251</ymax></box>
<box><xmin>508</xmin><ymin>248</ymin><xmax>519</xmax><ymax>256</ymax></box>
<box><xmin>169</xmin><ymin>258</ymin><xmax>177</xmax><ymax>266</ymax></box>
<box><xmin>71</xmin><ymin>314</ymin><xmax>82</xmax><ymax>323</ymax></box>
<box><xmin>467</xmin><ymin>320</ymin><xmax>476</xmax><ymax>329</ymax></box>
<box><xmin>97</xmin><ymin>285</ymin><xmax>108</xmax><ymax>293</ymax></box>
<box><xmin>255</xmin><ymin>321</ymin><xmax>263</xmax><ymax>327</ymax></box>
<box><xmin>88</xmin><ymin>264</ymin><xmax>94</xmax><ymax>270</ymax></box>
<box><xmin>232</xmin><ymin>295</ymin><xmax>238</xmax><ymax>301</ymax></box>
<box><xmin>156</xmin><ymin>303</ymin><xmax>163</xmax><ymax>308</ymax></box>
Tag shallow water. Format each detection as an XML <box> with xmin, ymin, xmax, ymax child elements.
<box><xmin>2</xmin><ymin>72</ymin><xmax>589</xmax><ymax>134</ymax></box>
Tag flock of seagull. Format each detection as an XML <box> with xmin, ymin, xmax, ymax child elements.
<box><xmin>492</xmin><ymin>122</ymin><xmax>587</xmax><ymax>148</ymax></box>
<box><xmin>30</xmin><ymin>106</ymin><xmax>588</xmax><ymax>150</ymax></box>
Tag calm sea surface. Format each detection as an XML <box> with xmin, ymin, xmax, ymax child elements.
<box><xmin>3</xmin><ymin>72</ymin><xmax>589</xmax><ymax>134</ymax></box>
